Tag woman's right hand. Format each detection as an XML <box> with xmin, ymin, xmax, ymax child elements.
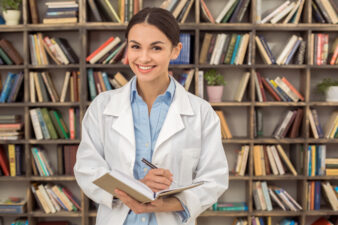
<box><xmin>140</xmin><ymin>168</ymin><xmax>173</xmax><ymax>192</ymax></box>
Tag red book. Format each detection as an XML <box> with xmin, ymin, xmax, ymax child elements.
<box><xmin>37</xmin><ymin>222</ymin><xmax>69</xmax><ymax>225</ymax></box>
<box><xmin>256</xmin><ymin>72</ymin><xmax>267</xmax><ymax>102</ymax></box>
<box><xmin>289</xmin><ymin>108</ymin><xmax>304</xmax><ymax>138</ymax></box>
<box><xmin>330</xmin><ymin>45</ymin><xmax>338</xmax><ymax>65</ymax></box>
<box><xmin>0</xmin><ymin>123</ymin><xmax>23</xmax><ymax>130</ymax></box>
<box><xmin>62</xmin><ymin>186</ymin><xmax>81</xmax><ymax>210</ymax></box>
<box><xmin>316</xmin><ymin>34</ymin><xmax>322</xmax><ymax>65</ymax></box>
<box><xmin>0</xmin><ymin>146</ymin><xmax>10</xmax><ymax>176</ymax></box>
<box><xmin>69</xmin><ymin>108</ymin><xmax>75</xmax><ymax>140</ymax></box>
<box><xmin>86</xmin><ymin>36</ymin><xmax>115</xmax><ymax>62</ymax></box>
<box><xmin>312</xmin><ymin>217</ymin><xmax>333</xmax><ymax>225</ymax></box>
<box><xmin>261</xmin><ymin>78</ymin><xmax>282</xmax><ymax>101</ymax></box>
<box><xmin>281</xmin><ymin>77</ymin><xmax>304</xmax><ymax>101</ymax></box>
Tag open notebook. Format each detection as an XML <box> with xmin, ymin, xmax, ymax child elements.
<box><xmin>93</xmin><ymin>169</ymin><xmax>204</xmax><ymax>203</ymax></box>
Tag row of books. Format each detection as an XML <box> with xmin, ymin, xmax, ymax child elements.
<box><xmin>255</xmin><ymin>72</ymin><xmax>304</xmax><ymax>102</ymax></box>
<box><xmin>30</xmin><ymin>71</ymin><xmax>80</xmax><ymax>103</ymax></box>
<box><xmin>162</xmin><ymin>0</ymin><xmax>195</xmax><ymax>23</ymax></box>
<box><xmin>252</xmin><ymin>217</ymin><xmax>298</xmax><ymax>225</ymax></box>
<box><xmin>31</xmin><ymin>183</ymin><xmax>80</xmax><ymax>214</ymax></box>
<box><xmin>326</xmin><ymin>158</ymin><xmax>338</xmax><ymax>176</ymax></box>
<box><xmin>86</xmin><ymin>36</ymin><xmax>126</xmax><ymax>64</ymax></box>
<box><xmin>258</xmin><ymin>0</ymin><xmax>305</xmax><ymax>24</ymax></box>
<box><xmin>308</xmin><ymin>181</ymin><xmax>338</xmax><ymax>211</ymax></box>
<box><xmin>231</xmin><ymin>217</ymin><xmax>335</xmax><ymax>225</ymax></box>
<box><xmin>311</xmin><ymin>34</ymin><xmax>338</xmax><ymax>65</ymax></box>
<box><xmin>29</xmin><ymin>33</ymin><xmax>78</xmax><ymax>65</ymax></box>
<box><xmin>215</xmin><ymin>110</ymin><xmax>232</xmax><ymax>139</ymax></box>
<box><xmin>312</xmin><ymin>0</ymin><xmax>338</xmax><ymax>24</ymax></box>
<box><xmin>42</xmin><ymin>1</ymin><xmax>78</xmax><ymax>24</ymax></box>
<box><xmin>253</xmin><ymin>181</ymin><xmax>302</xmax><ymax>211</ymax></box>
<box><xmin>253</xmin><ymin>145</ymin><xmax>297</xmax><ymax>176</ymax></box>
<box><xmin>307</xmin><ymin>145</ymin><xmax>326</xmax><ymax>176</ymax></box>
<box><xmin>309</xmin><ymin>109</ymin><xmax>338</xmax><ymax>139</ymax></box>
<box><xmin>212</xmin><ymin>202</ymin><xmax>248</xmax><ymax>211</ymax></box>
<box><xmin>171</xmin><ymin>69</ymin><xmax>195</xmax><ymax>91</ymax></box>
<box><xmin>0</xmin><ymin>39</ymin><xmax>23</xmax><ymax>65</ymax></box>
<box><xmin>0</xmin><ymin>115</ymin><xmax>23</xmax><ymax>141</ymax></box>
<box><xmin>30</xmin><ymin>108</ymin><xmax>77</xmax><ymax>140</ymax></box>
<box><xmin>0</xmin><ymin>73</ymin><xmax>23</xmax><ymax>103</ymax></box>
<box><xmin>0</xmin><ymin>145</ymin><xmax>23</xmax><ymax>176</ymax></box>
<box><xmin>199</xmin><ymin>33</ymin><xmax>250</xmax><ymax>65</ymax></box>
<box><xmin>256</xmin><ymin>34</ymin><xmax>305</xmax><ymax>65</ymax></box>
<box><xmin>170</xmin><ymin>33</ymin><xmax>192</xmax><ymax>65</ymax></box>
<box><xmin>31</xmin><ymin>147</ymin><xmax>54</xmax><ymax>176</ymax></box>
<box><xmin>201</xmin><ymin>0</ymin><xmax>250</xmax><ymax>23</ymax></box>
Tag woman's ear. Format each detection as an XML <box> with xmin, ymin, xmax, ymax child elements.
<box><xmin>170</xmin><ymin>42</ymin><xmax>183</xmax><ymax>60</ymax></box>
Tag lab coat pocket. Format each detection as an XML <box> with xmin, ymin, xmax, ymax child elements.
<box><xmin>174</xmin><ymin>147</ymin><xmax>199</xmax><ymax>184</ymax></box>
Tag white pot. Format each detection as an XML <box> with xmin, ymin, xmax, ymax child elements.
<box><xmin>2</xmin><ymin>10</ymin><xmax>21</xmax><ymax>25</ymax></box>
<box><xmin>326</xmin><ymin>86</ymin><xmax>338</xmax><ymax>102</ymax></box>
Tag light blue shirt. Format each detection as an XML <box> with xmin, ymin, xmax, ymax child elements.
<box><xmin>123</xmin><ymin>76</ymin><xmax>189</xmax><ymax>225</ymax></box>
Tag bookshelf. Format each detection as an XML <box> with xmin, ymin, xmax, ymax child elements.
<box><xmin>0</xmin><ymin>0</ymin><xmax>337</xmax><ymax>225</ymax></box>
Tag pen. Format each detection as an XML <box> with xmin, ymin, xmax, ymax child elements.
<box><xmin>141</xmin><ymin>158</ymin><xmax>177</xmax><ymax>185</ymax></box>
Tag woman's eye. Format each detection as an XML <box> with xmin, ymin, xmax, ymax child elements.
<box><xmin>131</xmin><ymin>45</ymin><xmax>139</xmax><ymax>49</ymax></box>
<box><xmin>153</xmin><ymin>46</ymin><xmax>162</xmax><ymax>51</ymax></box>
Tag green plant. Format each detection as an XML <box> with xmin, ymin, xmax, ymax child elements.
<box><xmin>204</xmin><ymin>69</ymin><xmax>226</xmax><ymax>86</ymax></box>
<box><xmin>1</xmin><ymin>0</ymin><xmax>22</xmax><ymax>11</ymax></box>
<box><xmin>316</xmin><ymin>78</ymin><xmax>338</xmax><ymax>94</ymax></box>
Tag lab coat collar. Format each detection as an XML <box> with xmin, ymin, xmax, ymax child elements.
<box><xmin>103</xmin><ymin>75</ymin><xmax>194</xmax><ymax>150</ymax></box>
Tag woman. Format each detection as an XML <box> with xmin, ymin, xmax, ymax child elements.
<box><xmin>74</xmin><ymin>7</ymin><xmax>228</xmax><ymax>225</ymax></box>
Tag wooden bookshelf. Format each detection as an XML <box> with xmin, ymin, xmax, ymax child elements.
<box><xmin>0</xmin><ymin>0</ymin><xmax>337</xmax><ymax>225</ymax></box>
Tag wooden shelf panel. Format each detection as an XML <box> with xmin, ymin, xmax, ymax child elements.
<box><xmin>252</xmin><ymin>138</ymin><xmax>306</xmax><ymax>144</ymax></box>
<box><xmin>27</xmin><ymin>102</ymin><xmax>81</xmax><ymax>107</ymax></box>
<box><xmin>252</xmin><ymin>175</ymin><xmax>304</xmax><ymax>180</ymax></box>
<box><xmin>0</xmin><ymin>176</ymin><xmax>30</xmax><ymax>181</ymax></box>
<box><xmin>211</xmin><ymin>102</ymin><xmax>252</xmax><ymax>107</ymax></box>
<box><xmin>27</xmin><ymin>24</ymin><xmax>80</xmax><ymax>31</ymax></box>
<box><xmin>254</xmin><ymin>102</ymin><xmax>306</xmax><ymax>107</ymax></box>
<box><xmin>309</xmin><ymin>102</ymin><xmax>338</xmax><ymax>107</ymax></box>
<box><xmin>254</xmin><ymin>65</ymin><xmax>307</xmax><ymax>69</ymax></box>
<box><xmin>306</xmin><ymin>176</ymin><xmax>338</xmax><ymax>180</ymax></box>
<box><xmin>0</xmin><ymin>65</ymin><xmax>25</xmax><ymax>70</ymax></box>
<box><xmin>252</xmin><ymin>210</ymin><xmax>302</xmax><ymax>216</ymax></box>
<box><xmin>28</xmin><ymin>65</ymin><xmax>80</xmax><ymax>69</ymax></box>
<box><xmin>229</xmin><ymin>175</ymin><xmax>250</xmax><ymax>181</ymax></box>
<box><xmin>199</xmin><ymin>210</ymin><xmax>249</xmax><ymax>217</ymax></box>
<box><xmin>306</xmin><ymin>210</ymin><xmax>338</xmax><ymax>216</ymax></box>
<box><xmin>30</xmin><ymin>176</ymin><xmax>76</xmax><ymax>181</ymax></box>
<box><xmin>28</xmin><ymin>139</ymin><xmax>81</xmax><ymax>144</ymax></box>
<box><xmin>30</xmin><ymin>210</ymin><xmax>82</xmax><ymax>217</ymax></box>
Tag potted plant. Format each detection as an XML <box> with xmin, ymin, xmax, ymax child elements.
<box><xmin>204</xmin><ymin>69</ymin><xmax>226</xmax><ymax>102</ymax></box>
<box><xmin>316</xmin><ymin>78</ymin><xmax>338</xmax><ymax>102</ymax></box>
<box><xmin>1</xmin><ymin>0</ymin><xmax>22</xmax><ymax>25</ymax></box>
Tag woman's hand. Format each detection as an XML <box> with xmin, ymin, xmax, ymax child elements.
<box><xmin>140</xmin><ymin>168</ymin><xmax>173</xmax><ymax>192</ymax></box>
<box><xmin>114</xmin><ymin>189</ymin><xmax>183</xmax><ymax>214</ymax></box>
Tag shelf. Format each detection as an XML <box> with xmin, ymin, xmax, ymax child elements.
<box><xmin>222</xmin><ymin>138</ymin><xmax>251</xmax><ymax>144</ymax></box>
<box><xmin>30</xmin><ymin>210</ymin><xmax>82</xmax><ymax>217</ymax></box>
<box><xmin>30</xmin><ymin>176</ymin><xmax>76</xmax><ymax>181</ymax></box>
<box><xmin>27</xmin><ymin>24</ymin><xmax>81</xmax><ymax>31</ymax></box>
<box><xmin>28</xmin><ymin>102</ymin><xmax>81</xmax><ymax>107</ymax></box>
<box><xmin>197</xmin><ymin>23</ymin><xmax>253</xmax><ymax>31</ymax></box>
<box><xmin>0</xmin><ymin>65</ymin><xmax>25</xmax><ymax>70</ymax></box>
<box><xmin>28</xmin><ymin>65</ymin><xmax>80</xmax><ymax>69</ymax></box>
<box><xmin>306</xmin><ymin>210</ymin><xmax>338</xmax><ymax>216</ymax></box>
<box><xmin>0</xmin><ymin>176</ymin><xmax>29</xmax><ymax>181</ymax></box>
<box><xmin>229</xmin><ymin>175</ymin><xmax>250</xmax><ymax>181</ymax></box>
<box><xmin>254</xmin><ymin>64</ymin><xmax>307</xmax><ymax>69</ymax></box>
<box><xmin>252</xmin><ymin>210</ymin><xmax>302</xmax><ymax>216</ymax></box>
<box><xmin>199</xmin><ymin>210</ymin><xmax>249</xmax><ymax>217</ymax></box>
<box><xmin>254</xmin><ymin>102</ymin><xmax>306</xmax><ymax>107</ymax></box>
<box><xmin>211</xmin><ymin>102</ymin><xmax>252</xmax><ymax>107</ymax></box>
<box><xmin>253</xmin><ymin>138</ymin><xmax>306</xmax><ymax>144</ymax></box>
<box><xmin>28</xmin><ymin>139</ymin><xmax>81</xmax><ymax>144</ymax></box>
<box><xmin>0</xmin><ymin>103</ymin><xmax>27</xmax><ymax>107</ymax></box>
<box><xmin>306</xmin><ymin>176</ymin><xmax>338</xmax><ymax>180</ymax></box>
<box><xmin>309</xmin><ymin>102</ymin><xmax>338</xmax><ymax>107</ymax></box>
<box><xmin>252</xmin><ymin>175</ymin><xmax>304</xmax><ymax>181</ymax></box>
<box><xmin>199</xmin><ymin>65</ymin><xmax>252</xmax><ymax>69</ymax></box>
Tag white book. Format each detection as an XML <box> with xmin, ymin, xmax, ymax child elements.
<box><xmin>38</xmin><ymin>184</ymin><xmax>56</xmax><ymax>213</ymax></box>
<box><xmin>256</xmin><ymin>182</ymin><xmax>267</xmax><ymax>210</ymax></box>
<box><xmin>270</xmin><ymin>2</ymin><xmax>296</xmax><ymax>24</ymax></box>
<box><xmin>283</xmin><ymin>0</ymin><xmax>301</xmax><ymax>24</ymax></box>
<box><xmin>274</xmin><ymin>76</ymin><xmax>299</xmax><ymax>102</ymax></box>
<box><xmin>239</xmin><ymin>145</ymin><xmax>249</xmax><ymax>176</ymax></box>
<box><xmin>197</xmin><ymin>71</ymin><xmax>204</xmax><ymax>98</ymax></box>
<box><xmin>30</xmin><ymin>72</ymin><xmax>36</xmax><ymax>103</ymax></box>
<box><xmin>261</xmin><ymin>181</ymin><xmax>273</xmax><ymax>211</ymax></box>
<box><xmin>29</xmin><ymin>109</ymin><xmax>43</xmax><ymax>140</ymax></box>
<box><xmin>184</xmin><ymin>69</ymin><xmax>195</xmax><ymax>91</ymax></box>
<box><xmin>275</xmin><ymin>188</ymin><xmax>298</xmax><ymax>211</ymax></box>
<box><xmin>213</xmin><ymin>34</ymin><xmax>227</xmax><ymax>65</ymax></box>
<box><xmin>254</xmin><ymin>71</ymin><xmax>263</xmax><ymax>102</ymax></box>
<box><xmin>282</xmin><ymin>188</ymin><xmax>302</xmax><ymax>210</ymax></box>
<box><xmin>93</xmin><ymin>169</ymin><xmax>204</xmax><ymax>203</ymax></box>
<box><xmin>235</xmin><ymin>148</ymin><xmax>244</xmax><ymax>174</ymax></box>
<box><xmin>45</xmin><ymin>185</ymin><xmax>61</xmax><ymax>212</ymax></box>
<box><xmin>51</xmin><ymin>38</ymin><xmax>69</xmax><ymax>65</ymax></box>
<box><xmin>261</xmin><ymin>1</ymin><xmax>290</xmax><ymax>24</ymax></box>
<box><xmin>322</xmin><ymin>0</ymin><xmax>338</xmax><ymax>24</ymax></box>
<box><xmin>210</xmin><ymin>34</ymin><xmax>222</xmax><ymax>65</ymax></box>
<box><xmin>256</xmin><ymin>0</ymin><xmax>262</xmax><ymax>22</ymax></box>
<box><xmin>322</xmin><ymin>182</ymin><xmax>338</xmax><ymax>210</ymax></box>
<box><xmin>273</xmin><ymin>110</ymin><xmax>294</xmax><ymax>138</ymax></box>
<box><xmin>233</xmin><ymin>72</ymin><xmax>250</xmax><ymax>102</ymax></box>
<box><xmin>292</xmin><ymin>0</ymin><xmax>305</xmax><ymax>24</ymax></box>
<box><xmin>271</xmin><ymin>145</ymin><xmax>285</xmax><ymax>175</ymax></box>
<box><xmin>267</xmin><ymin>146</ymin><xmax>279</xmax><ymax>175</ymax></box>
<box><xmin>172</xmin><ymin>0</ymin><xmax>188</xmax><ymax>18</ymax></box>
<box><xmin>235</xmin><ymin>33</ymin><xmax>250</xmax><ymax>65</ymax></box>
<box><xmin>276</xmin><ymin>35</ymin><xmax>298</xmax><ymax>65</ymax></box>
<box><xmin>90</xmin><ymin>37</ymin><xmax>121</xmax><ymax>64</ymax></box>
<box><xmin>215</xmin><ymin>0</ymin><xmax>237</xmax><ymax>23</ymax></box>
<box><xmin>308</xmin><ymin>109</ymin><xmax>319</xmax><ymax>138</ymax></box>
<box><xmin>268</xmin><ymin>187</ymin><xmax>286</xmax><ymax>210</ymax></box>
<box><xmin>60</xmin><ymin>71</ymin><xmax>71</xmax><ymax>102</ymax></box>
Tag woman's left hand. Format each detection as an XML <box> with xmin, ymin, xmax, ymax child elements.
<box><xmin>114</xmin><ymin>189</ymin><xmax>165</xmax><ymax>214</ymax></box>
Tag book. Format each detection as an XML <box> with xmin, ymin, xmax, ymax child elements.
<box><xmin>0</xmin><ymin>39</ymin><xmax>24</xmax><ymax>65</ymax></box>
<box><xmin>93</xmin><ymin>169</ymin><xmax>204</xmax><ymax>203</ymax></box>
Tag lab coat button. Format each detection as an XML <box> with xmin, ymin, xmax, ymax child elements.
<box><xmin>142</xmin><ymin>217</ymin><xmax>146</xmax><ymax>222</ymax></box>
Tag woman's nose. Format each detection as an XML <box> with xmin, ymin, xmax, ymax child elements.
<box><xmin>139</xmin><ymin>50</ymin><xmax>151</xmax><ymax>62</ymax></box>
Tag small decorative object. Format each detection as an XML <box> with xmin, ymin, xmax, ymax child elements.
<box><xmin>317</xmin><ymin>78</ymin><xmax>338</xmax><ymax>102</ymax></box>
<box><xmin>204</xmin><ymin>69</ymin><xmax>226</xmax><ymax>102</ymax></box>
<box><xmin>1</xmin><ymin>0</ymin><xmax>22</xmax><ymax>25</ymax></box>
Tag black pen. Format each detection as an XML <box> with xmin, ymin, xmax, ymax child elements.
<box><xmin>141</xmin><ymin>158</ymin><xmax>177</xmax><ymax>185</ymax></box>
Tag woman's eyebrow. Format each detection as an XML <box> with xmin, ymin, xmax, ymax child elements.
<box><xmin>129</xmin><ymin>40</ymin><xmax>165</xmax><ymax>45</ymax></box>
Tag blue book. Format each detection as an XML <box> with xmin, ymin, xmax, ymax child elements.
<box><xmin>0</xmin><ymin>73</ymin><xmax>16</xmax><ymax>103</ymax></box>
<box><xmin>285</xmin><ymin>39</ymin><xmax>301</xmax><ymax>65</ymax></box>
<box><xmin>36</xmin><ymin>108</ymin><xmax>51</xmax><ymax>140</ymax></box>
<box><xmin>280</xmin><ymin>219</ymin><xmax>292</xmax><ymax>225</ymax></box>
<box><xmin>0</xmin><ymin>15</ymin><xmax>5</xmax><ymax>24</ymax></box>
<box><xmin>265</xmin><ymin>78</ymin><xmax>287</xmax><ymax>101</ymax></box>
<box><xmin>308</xmin><ymin>146</ymin><xmax>312</xmax><ymax>176</ymax></box>
<box><xmin>87</xmin><ymin>69</ymin><xmax>97</xmax><ymax>100</ymax></box>
<box><xmin>230</xmin><ymin>34</ymin><xmax>242</xmax><ymax>64</ymax></box>
<box><xmin>259</xmin><ymin>35</ymin><xmax>276</xmax><ymax>64</ymax></box>
<box><xmin>314</xmin><ymin>181</ymin><xmax>321</xmax><ymax>210</ymax></box>
<box><xmin>7</xmin><ymin>73</ymin><xmax>23</xmax><ymax>103</ymax></box>
<box><xmin>102</xmin><ymin>72</ymin><xmax>112</xmax><ymax>90</ymax></box>
<box><xmin>259</xmin><ymin>217</ymin><xmax>265</xmax><ymax>225</ymax></box>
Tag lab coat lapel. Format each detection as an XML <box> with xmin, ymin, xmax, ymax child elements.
<box><xmin>154</xmin><ymin>80</ymin><xmax>194</xmax><ymax>152</ymax></box>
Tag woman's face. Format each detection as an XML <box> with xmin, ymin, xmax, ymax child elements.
<box><xmin>127</xmin><ymin>23</ymin><xmax>181</xmax><ymax>83</ymax></box>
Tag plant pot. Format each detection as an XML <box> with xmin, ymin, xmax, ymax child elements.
<box><xmin>326</xmin><ymin>86</ymin><xmax>338</xmax><ymax>102</ymax></box>
<box><xmin>206</xmin><ymin>85</ymin><xmax>224</xmax><ymax>102</ymax></box>
<box><xmin>2</xmin><ymin>10</ymin><xmax>21</xmax><ymax>25</ymax></box>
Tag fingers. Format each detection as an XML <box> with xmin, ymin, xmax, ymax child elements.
<box><xmin>142</xmin><ymin>169</ymin><xmax>174</xmax><ymax>192</ymax></box>
<box><xmin>114</xmin><ymin>189</ymin><xmax>150</xmax><ymax>214</ymax></box>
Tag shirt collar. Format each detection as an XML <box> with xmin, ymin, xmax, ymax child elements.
<box><xmin>130</xmin><ymin>76</ymin><xmax>176</xmax><ymax>104</ymax></box>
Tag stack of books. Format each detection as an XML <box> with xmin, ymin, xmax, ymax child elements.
<box><xmin>0</xmin><ymin>144</ymin><xmax>23</xmax><ymax>176</ymax></box>
<box><xmin>254</xmin><ymin>73</ymin><xmax>304</xmax><ymax>102</ymax></box>
<box><xmin>170</xmin><ymin>33</ymin><xmax>191</xmax><ymax>64</ymax></box>
<box><xmin>31</xmin><ymin>183</ymin><xmax>80</xmax><ymax>214</ymax></box>
<box><xmin>31</xmin><ymin>146</ymin><xmax>54</xmax><ymax>176</ymax></box>
<box><xmin>199</xmin><ymin>33</ymin><xmax>250</xmax><ymax>65</ymax></box>
<box><xmin>272</xmin><ymin>109</ymin><xmax>304</xmax><ymax>139</ymax></box>
<box><xmin>0</xmin><ymin>39</ymin><xmax>23</xmax><ymax>65</ymax></box>
<box><xmin>326</xmin><ymin>158</ymin><xmax>338</xmax><ymax>176</ymax></box>
<box><xmin>86</xmin><ymin>36</ymin><xmax>126</xmax><ymax>64</ymax></box>
<box><xmin>212</xmin><ymin>202</ymin><xmax>248</xmax><ymax>211</ymax></box>
<box><xmin>256</xmin><ymin>34</ymin><xmax>306</xmax><ymax>65</ymax></box>
<box><xmin>43</xmin><ymin>1</ymin><xmax>78</xmax><ymax>24</ymax></box>
<box><xmin>307</xmin><ymin>145</ymin><xmax>326</xmax><ymax>176</ymax></box>
<box><xmin>0</xmin><ymin>72</ymin><xmax>24</xmax><ymax>103</ymax></box>
<box><xmin>29</xmin><ymin>108</ymin><xmax>77</xmax><ymax>140</ymax></box>
<box><xmin>258</xmin><ymin>0</ymin><xmax>305</xmax><ymax>24</ymax></box>
<box><xmin>312</xmin><ymin>0</ymin><xmax>338</xmax><ymax>24</ymax></box>
<box><xmin>29</xmin><ymin>33</ymin><xmax>78</xmax><ymax>65</ymax></box>
<box><xmin>201</xmin><ymin>0</ymin><xmax>250</xmax><ymax>23</ymax></box>
<box><xmin>253</xmin><ymin>145</ymin><xmax>298</xmax><ymax>176</ymax></box>
<box><xmin>311</xmin><ymin>34</ymin><xmax>338</xmax><ymax>65</ymax></box>
<box><xmin>0</xmin><ymin>197</ymin><xmax>26</xmax><ymax>214</ymax></box>
<box><xmin>160</xmin><ymin>0</ymin><xmax>195</xmax><ymax>23</ymax></box>
<box><xmin>0</xmin><ymin>115</ymin><xmax>23</xmax><ymax>141</ymax></box>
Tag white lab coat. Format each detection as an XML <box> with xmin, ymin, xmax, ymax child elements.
<box><xmin>74</xmin><ymin>77</ymin><xmax>229</xmax><ymax>225</ymax></box>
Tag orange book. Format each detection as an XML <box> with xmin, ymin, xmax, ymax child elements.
<box><xmin>281</xmin><ymin>77</ymin><xmax>304</xmax><ymax>101</ymax></box>
<box><xmin>86</xmin><ymin>37</ymin><xmax>115</xmax><ymax>62</ymax></box>
<box><xmin>200</xmin><ymin>0</ymin><xmax>215</xmax><ymax>23</ymax></box>
<box><xmin>215</xmin><ymin>110</ymin><xmax>232</xmax><ymax>139</ymax></box>
<box><xmin>330</xmin><ymin>45</ymin><xmax>338</xmax><ymax>65</ymax></box>
<box><xmin>69</xmin><ymin>108</ymin><xmax>75</xmax><ymax>140</ymax></box>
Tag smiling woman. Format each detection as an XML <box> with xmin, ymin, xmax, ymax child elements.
<box><xmin>74</xmin><ymin>7</ymin><xmax>229</xmax><ymax>225</ymax></box>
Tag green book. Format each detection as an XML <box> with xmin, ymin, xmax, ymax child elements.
<box><xmin>49</xmin><ymin>110</ymin><xmax>66</xmax><ymax>139</ymax></box>
<box><xmin>37</xmin><ymin>73</ymin><xmax>50</xmax><ymax>102</ymax></box>
<box><xmin>221</xmin><ymin>0</ymin><xmax>239</xmax><ymax>23</ymax></box>
<box><xmin>40</xmin><ymin>108</ymin><xmax>58</xmax><ymax>139</ymax></box>
<box><xmin>0</xmin><ymin>47</ymin><xmax>13</xmax><ymax>65</ymax></box>
<box><xmin>53</xmin><ymin>110</ymin><xmax>70</xmax><ymax>139</ymax></box>
<box><xmin>224</xmin><ymin>34</ymin><xmax>237</xmax><ymax>64</ymax></box>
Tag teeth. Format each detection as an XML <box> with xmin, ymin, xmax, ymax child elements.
<box><xmin>139</xmin><ymin>65</ymin><xmax>153</xmax><ymax>70</ymax></box>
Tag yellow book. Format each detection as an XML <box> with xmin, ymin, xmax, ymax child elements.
<box><xmin>326</xmin><ymin>169</ymin><xmax>338</xmax><ymax>176</ymax></box>
<box><xmin>276</xmin><ymin>144</ymin><xmax>298</xmax><ymax>176</ymax></box>
<box><xmin>253</xmin><ymin>145</ymin><xmax>262</xmax><ymax>176</ymax></box>
<box><xmin>311</xmin><ymin>145</ymin><xmax>316</xmax><ymax>176</ymax></box>
<box><xmin>8</xmin><ymin>144</ymin><xmax>16</xmax><ymax>176</ymax></box>
<box><xmin>33</xmin><ymin>34</ymin><xmax>42</xmax><ymax>65</ymax></box>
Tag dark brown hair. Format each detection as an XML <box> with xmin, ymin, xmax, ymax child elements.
<box><xmin>125</xmin><ymin>7</ymin><xmax>180</xmax><ymax>46</ymax></box>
